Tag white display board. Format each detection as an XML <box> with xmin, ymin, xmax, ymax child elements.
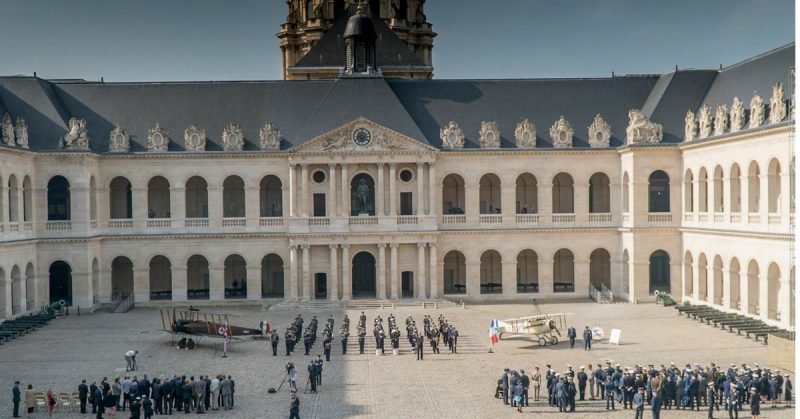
<box><xmin>608</xmin><ymin>328</ymin><xmax>622</xmax><ymax>346</ymax></box>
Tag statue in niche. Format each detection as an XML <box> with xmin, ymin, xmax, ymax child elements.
<box><xmin>2</xmin><ymin>113</ymin><xmax>14</xmax><ymax>145</ymax></box>
<box><xmin>352</xmin><ymin>178</ymin><xmax>373</xmax><ymax>215</ymax></box>
<box><xmin>286</xmin><ymin>0</ymin><xmax>298</xmax><ymax>23</ymax></box>
<box><xmin>416</xmin><ymin>0</ymin><xmax>426</xmax><ymax>22</ymax></box>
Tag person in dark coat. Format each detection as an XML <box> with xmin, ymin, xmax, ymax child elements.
<box><xmin>142</xmin><ymin>395</ymin><xmax>154</xmax><ymax>419</ymax></box>
<box><xmin>91</xmin><ymin>382</ymin><xmax>103</xmax><ymax>417</ymax></box>
<box><xmin>415</xmin><ymin>336</ymin><xmax>424</xmax><ymax>360</ymax></box>
<box><xmin>499</xmin><ymin>369</ymin><xmax>510</xmax><ymax>405</ymax></box>
<box><xmin>130</xmin><ymin>397</ymin><xmax>142</xmax><ymax>419</ymax></box>
<box><xmin>161</xmin><ymin>377</ymin><xmax>173</xmax><ymax>415</ymax></box>
<box><xmin>651</xmin><ymin>390</ymin><xmax>662</xmax><ymax>419</ymax></box>
<box><xmin>204</xmin><ymin>376</ymin><xmax>211</xmax><ymax>411</ymax></box>
<box><xmin>289</xmin><ymin>391</ymin><xmax>300</xmax><ymax>419</ymax></box>
<box><xmin>706</xmin><ymin>382</ymin><xmax>717</xmax><ymax>418</ymax></box>
<box><xmin>181</xmin><ymin>380</ymin><xmax>192</xmax><ymax>414</ymax></box>
<box><xmin>605</xmin><ymin>376</ymin><xmax>616</xmax><ymax>410</ymax></box>
<box><xmin>632</xmin><ymin>387</ymin><xmax>645</xmax><ymax>419</ymax></box>
<box><xmin>513</xmin><ymin>380</ymin><xmax>524</xmax><ymax>413</ymax></box>
<box><xmin>77</xmin><ymin>379</ymin><xmax>89</xmax><ymax>414</ymax></box>
<box><xmin>785</xmin><ymin>375</ymin><xmax>793</xmax><ymax>408</ymax></box>
<box><xmin>749</xmin><ymin>388</ymin><xmax>761</xmax><ymax>419</ymax></box>
<box><xmin>567</xmin><ymin>326</ymin><xmax>577</xmax><ymax>349</ymax></box>
<box><xmin>12</xmin><ymin>381</ymin><xmax>21</xmax><ymax>418</ymax></box>
<box><xmin>520</xmin><ymin>370</ymin><xmax>530</xmax><ymax>406</ymax></box>
<box><xmin>583</xmin><ymin>326</ymin><xmax>592</xmax><ymax>351</ymax></box>
<box><xmin>577</xmin><ymin>367</ymin><xmax>588</xmax><ymax>400</ymax></box>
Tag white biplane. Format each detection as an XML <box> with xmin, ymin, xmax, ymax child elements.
<box><xmin>496</xmin><ymin>313</ymin><xmax>570</xmax><ymax>346</ymax></box>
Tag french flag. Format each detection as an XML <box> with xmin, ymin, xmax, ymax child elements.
<box><xmin>489</xmin><ymin>319</ymin><xmax>499</xmax><ymax>345</ymax></box>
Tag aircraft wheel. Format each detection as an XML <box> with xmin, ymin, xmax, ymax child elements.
<box><xmin>550</xmin><ymin>336</ymin><xmax>559</xmax><ymax>345</ymax></box>
<box><xmin>538</xmin><ymin>337</ymin><xmax>547</xmax><ymax>346</ymax></box>
<box><xmin>499</xmin><ymin>333</ymin><xmax>504</xmax><ymax>340</ymax></box>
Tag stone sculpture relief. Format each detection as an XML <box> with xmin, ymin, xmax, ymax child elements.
<box><xmin>259</xmin><ymin>122</ymin><xmax>281</xmax><ymax>151</ymax></box>
<box><xmin>479</xmin><ymin>121</ymin><xmax>500</xmax><ymax>149</ymax></box>
<box><xmin>60</xmin><ymin>117</ymin><xmax>90</xmax><ymax>149</ymax></box>
<box><xmin>147</xmin><ymin>123</ymin><xmax>170</xmax><ymax>152</ymax></box>
<box><xmin>2</xmin><ymin>113</ymin><xmax>14</xmax><ymax>146</ymax></box>
<box><xmin>440</xmin><ymin>121</ymin><xmax>464</xmax><ymax>149</ymax></box>
<box><xmin>684</xmin><ymin>110</ymin><xmax>697</xmax><ymax>142</ymax></box>
<box><xmin>697</xmin><ymin>105</ymin><xmax>712</xmax><ymax>139</ymax></box>
<box><xmin>749</xmin><ymin>91</ymin><xmax>765</xmax><ymax>129</ymax></box>
<box><xmin>222</xmin><ymin>122</ymin><xmax>244</xmax><ymax>151</ymax></box>
<box><xmin>587</xmin><ymin>114</ymin><xmax>611</xmax><ymax>148</ymax></box>
<box><xmin>184</xmin><ymin>124</ymin><xmax>206</xmax><ymax>151</ymax></box>
<box><xmin>549</xmin><ymin>116</ymin><xmax>573</xmax><ymax>148</ymax></box>
<box><xmin>514</xmin><ymin>118</ymin><xmax>536</xmax><ymax>148</ymax></box>
<box><xmin>108</xmin><ymin>125</ymin><xmax>130</xmax><ymax>152</ymax></box>
<box><xmin>729</xmin><ymin>97</ymin><xmax>745</xmax><ymax>133</ymax></box>
<box><xmin>625</xmin><ymin>109</ymin><xmax>662</xmax><ymax>144</ymax></box>
<box><xmin>714</xmin><ymin>104</ymin><xmax>728</xmax><ymax>136</ymax></box>
<box><xmin>14</xmin><ymin>117</ymin><xmax>28</xmax><ymax>149</ymax></box>
<box><xmin>769</xmin><ymin>82</ymin><xmax>787</xmax><ymax>124</ymax></box>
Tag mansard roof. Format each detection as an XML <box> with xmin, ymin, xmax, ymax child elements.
<box><xmin>0</xmin><ymin>43</ymin><xmax>792</xmax><ymax>153</ymax></box>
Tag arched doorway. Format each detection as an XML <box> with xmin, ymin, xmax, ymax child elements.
<box><xmin>185</xmin><ymin>176</ymin><xmax>209</xmax><ymax>218</ymax></box>
<box><xmin>443</xmin><ymin>251</ymin><xmax>466</xmax><ymax>294</ymax></box>
<box><xmin>649</xmin><ymin>250</ymin><xmax>670</xmax><ymax>294</ymax></box>
<box><xmin>552</xmin><ymin>173</ymin><xmax>574</xmax><ymax>213</ymax></box>
<box><xmin>516</xmin><ymin>249</ymin><xmax>538</xmax><ymax>293</ymax></box>
<box><xmin>351</xmin><ymin>252</ymin><xmax>376</xmax><ymax>298</ymax></box>
<box><xmin>442</xmin><ymin>174</ymin><xmax>465</xmax><ymax>214</ymax></box>
<box><xmin>25</xmin><ymin>263</ymin><xmax>35</xmax><ymax>310</ymax></box>
<box><xmin>589</xmin><ymin>173</ymin><xmax>610</xmax><ymax>213</ymax></box>
<box><xmin>479</xmin><ymin>174</ymin><xmax>501</xmax><ymax>214</ymax></box>
<box><xmin>111</xmin><ymin>256</ymin><xmax>134</xmax><ymax>299</ymax></box>
<box><xmin>109</xmin><ymin>177</ymin><xmax>133</xmax><ymax>219</ymax></box>
<box><xmin>350</xmin><ymin>174</ymin><xmax>375</xmax><ymax>216</ymax></box>
<box><xmin>8</xmin><ymin>175</ymin><xmax>19</xmax><ymax>222</ymax></box>
<box><xmin>648</xmin><ymin>170</ymin><xmax>670</xmax><ymax>212</ymax></box>
<box><xmin>261</xmin><ymin>254</ymin><xmax>285</xmax><ymax>298</ymax></box>
<box><xmin>47</xmin><ymin>176</ymin><xmax>71</xmax><ymax>220</ymax></box>
<box><xmin>187</xmin><ymin>255</ymin><xmax>210</xmax><ymax>300</ymax></box>
<box><xmin>224</xmin><ymin>254</ymin><xmax>247</xmax><ymax>299</ymax></box>
<box><xmin>480</xmin><ymin>250</ymin><xmax>502</xmax><ymax>294</ymax></box>
<box><xmin>49</xmin><ymin>261</ymin><xmax>72</xmax><ymax>306</ymax></box>
<box><xmin>515</xmin><ymin>174</ymin><xmax>538</xmax><ymax>214</ymax></box>
<box><xmin>149</xmin><ymin>256</ymin><xmax>172</xmax><ymax>300</ymax></box>
<box><xmin>260</xmin><ymin>176</ymin><xmax>283</xmax><ymax>217</ymax></box>
<box><xmin>147</xmin><ymin>176</ymin><xmax>171</xmax><ymax>218</ymax></box>
<box><xmin>684</xmin><ymin>170</ymin><xmax>694</xmax><ymax>212</ymax></box>
<box><xmin>223</xmin><ymin>176</ymin><xmax>246</xmax><ymax>218</ymax></box>
<box><xmin>713</xmin><ymin>166</ymin><xmax>724</xmax><ymax>212</ymax></box>
<box><xmin>553</xmin><ymin>249</ymin><xmax>575</xmax><ymax>292</ymax></box>
<box><xmin>589</xmin><ymin>248</ymin><xmax>611</xmax><ymax>290</ymax></box>
<box><xmin>730</xmin><ymin>164</ymin><xmax>741</xmax><ymax>213</ymax></box>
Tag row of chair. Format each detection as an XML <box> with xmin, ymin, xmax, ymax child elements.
<box><xmin>30</xmin><ymin>391</ymin><xmax>82</xmax><ymax>412</ymax></box>
<box><xmin>0</xmin><ymin>312</ymin><xmax>55</xmax><ymax>344</ymax></box>
<box><xmin>675</xmin><ymin>303</ymin><xmax>790</xmax><ymax>344</ymax></box>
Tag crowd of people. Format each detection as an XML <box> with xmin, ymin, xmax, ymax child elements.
<box><xmin>496</xmin><ymin>358</ymin><xmax>793</xmax><ymax>418</ymax></box>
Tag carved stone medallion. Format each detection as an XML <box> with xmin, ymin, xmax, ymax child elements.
<box><xmin>549</xmin><ymin>116</ymin><xmax>573</xmax><ymax>148</ymax></box>
<box><xmin>15</xmin><ymin>117</ymin><xmax>28</xmax><ymax>149</ymax></box>
<box><xmin>714</xmin><ymin>104</ymin><xmax>728</xmax><ymax>136</ymax></box>
<box><xmin>514</xmin><ymin>118</ymin><xmax>536</xmax><ymax>148</ymax></box>
<box><xmin>749</xmin><ymin>91</ymin><xmax>765</xmax><ymax>128</ymax></box>
<box><xmin>108</xmin><ymin>125</ymin><xmax>130</xmax><ymax>152</ymax></box>
<box><xmin>2</xmin><ymin>113</ymin><xmax>14</xmax><ymax>146</ymax></box>
<box><xmin>184</xmin><ymin>124</ymin><xmax>206</xmax><ymax>151</ymax></box>
<box><xmin>769</xmin><ymin>82</ymin><xmax>787</xmax><ymax>124</ymax></box>
<box><xmin>259</xmin><ymin>122</ymin><xmax>281</xmax><ymax>150</ymax></box>
<box><xmin>222</xmin><ymin>122</ymin><xmax>244</xmax><ymax>151</ymax></box>
<box><xmin>729</xmin><ymin>97</ymin><xmax>745</xmax><ymax>133</ymax></box>
<box><xmin>147</xmin><ymin>123</ymin><xmax>170</xmax><ymax>152</ymax></box>
<box><xmin>698</xmin><ymin>105</ymin><xmax>712</xmax><ymax>139</ymax></box>
<box><xmin>439</xmin><ymin>121</ymin><xmax>464</xmax><ymax>149</ymax></box>
<box><xmin>587</xmin><ymin>114</ymin><xmax>611</xmax><ymax>147</ymax></box>
<box><xmin>684</xmin><ymin>110</ymin><xmax>697</xmax><ymax>142</ymax></box>
<box><xmin>479</xmin><ymin>121</ymin><xmax>500</xmax><ymax>149</ymax></box>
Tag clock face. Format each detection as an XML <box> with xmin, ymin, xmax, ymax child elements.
<box><xmin>353</xmin><ymin>128</ymin><xmax>371</xmax><ymax>146</ymax></box>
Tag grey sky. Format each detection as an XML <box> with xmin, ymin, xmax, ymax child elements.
<box><xmin>0</xmin><ymin>0</ymin><xmax>794</xmax><ymax>81</ymax></box>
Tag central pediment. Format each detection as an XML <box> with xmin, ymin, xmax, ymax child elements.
<box><xmin>292</xmin><ymin>117</ymin><xmax>437</xmax><ymax>153</ymax></box>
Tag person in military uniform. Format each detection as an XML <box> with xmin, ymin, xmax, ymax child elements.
<box><xmin>285</xmin><ymin>329</ymin><xmax>293</xmax><ymax>356</ymax></box>
<box><xmin>306</xmin><ymin>361</ymin><xmax>317</xmax><ymax>393</ymax></box>
<box><xmin>270</xmin><ymin>330</ymin><xmax>280</xmax><ymax>356</ymax></box>
<box><xmin>415</xmin><ymin>334</ymin><xmax>424</xmax><ymax>360</ymax></box>
<box><xmin>358</xmin><ymin>326</ymin><xmax>366</xmax><ymax>354</ymax></box>
<box><xmin>323</xmin><ymin>336</ymin><xmax>332</xmax><ymax>361</ymax></box>
<box><xmin>303</xmin><ymin>331</ymin><xmax>312</xmax><ymax>355</ymax></box>
<box><xmin>577</xmin><ymin>366</ymin><xmax>588</xmax><ymax>401</ymax></box>
<box><xmin>314</xmin><ymin>355</ymin><xmax>324</xmax><ymax>386</ymax></box>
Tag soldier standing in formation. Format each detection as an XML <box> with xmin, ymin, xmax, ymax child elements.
<box><xmin>270</xmin><ymin>330</ymin><xmax>280</xmax><ymax>356</ymax></box>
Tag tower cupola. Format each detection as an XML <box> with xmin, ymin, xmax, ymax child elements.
<box><xmin>342</xmin><ymin>3</ymin><xmax>379</xmax><ymax>76</ymax></box>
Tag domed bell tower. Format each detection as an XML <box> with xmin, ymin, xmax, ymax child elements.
<box><xmin>342</xmin><ymin>3</ymin><xmax>379</xmax><ymax>76</ymax></box>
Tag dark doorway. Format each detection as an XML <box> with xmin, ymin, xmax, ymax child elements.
<box><xmin>400</xmin><ymin>192</ymin><xmax>413</xmax><ymax>215</ymax></box>
<box><xmin>313</xmin><ymin>193</ymin><xmax>326</xmax><ymax>217</ymax></box>
<box><xmin>649</xmin><ymin>250</ymin><xmax>671</xmax><ymax>294</ymax></box>
<box><xmin>401</xmin><ymin>271</ymin><xmax>414</xmax><ymax>298</ymax></box>
<box><xmin>47</xmin><ymin>176</ymin><xmax>71</xmax><ymax>220</ymax></box>
<box><xmin>49</xmin><ymin>261</ymin><xmax>72</xmax><ymax>306</ymax></box>
<box><xmin>351</xmin><ymin>252</ymin><xmax>376</xmax><ymax>298</ymax></box>
<box><xmin>315</xmin><ymin>273</ymin><xmax>327</xmax><ymax>299</ymax></box>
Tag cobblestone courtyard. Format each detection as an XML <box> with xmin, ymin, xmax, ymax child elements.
<box><xmin>1</xmin><ymin>302</ymin><xmax>794</xmax><ymax>418</ymax></box>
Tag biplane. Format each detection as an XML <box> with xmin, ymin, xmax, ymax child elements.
<box><xmin>496</xmin><ymin>313</ymin><xmax>570</xmax><ymax>346</ymax></box>
<box><xmin>160</xmin><ymin>307</ymin><xmax>264</xmax><ymax>349</ymax></box>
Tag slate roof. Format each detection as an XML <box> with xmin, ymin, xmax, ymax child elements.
<box><xmin>0</xmin><ymin>43</ymin><xmax>793</xmax><ymax>153</ymax></box>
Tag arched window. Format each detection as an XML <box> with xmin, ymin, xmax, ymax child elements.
<box><xmin>622</xmin><ymin>172</ymin><xmax>630</xmax><ymax>213</ymax></box>
<box><xmin>480</xmin><ymin>250</ymin><xmax>502</xmax><ymax>294</ymax></box>
<box><xmin>589</xmin><ymin>248</ymin><xmax>611</xmax><ymax>290</ymax></box>
<box><xmin>648</xmin><ymin>170</ymin><xmax>670</xmax><ymax>213</ymax></box>
<box><xmin>515</xmin><ymin>173</ymin><xmax>538</xmax><ymax>214</ymax></box>
<box><xmin>730</xmin><ymin>164</ymin><xmax>741</xmax><ymax>213</ymax></box>
<box><xmin>649</xmin><ymin>250</ymin><xmax>670</xmax><ymax>294</ymax></box>
<box><xmin>748</xmin><ymin>162</ymin><xmax>760</xmax><ymax>213</ymax></box>
<box><xmin>47</xmin><ymin>176</ymin><xmax>71</xmax><ymax>220</ymax></box>
<box><xmin>262</xmin><ymin>254</ymin><xmax>285</xmax><ymax>298</ymax></box>
<box><xmin>260</xmin><ymin>175</ymin><xmax>283</xmax><ymax>217</ymax></box>
<box><xmin>684</xmin><ymin>170</ymin><xmax>694</xmax><ymax>213</ymax></box>
<box><xmin>442</xmin><ymin>174</ymin><xmax>465</xmax><ymax>214</ymax></box>
<box><xmin>149</xmin><ymin>256</ymin><xmax>172</xmax><ymax>301</ymax></box>
<box><xmin>147</xmin><ymin>176</ymin><xmax>171</xmax><ymax>218</ymax></box>
<box><xmin>698</xmin><ymin>168</ymin><xmax>708</xmax><ymax>212</ymax></box>
<box><xmin>224</xmin><ymin>254</ymin><xmax>247</xmax><ymax>299</ymax></box>
<box><xmin>109</xmin><ymin>177</ymin><xmax>133</xmax><ymax>219</ymax></box>
<box><xmin>111</xmin><ymin>256</ymin><xmax>134</xmax><ymax>299</ymax></box>
<box><xmin>49</xmin><ymin>261</ymin><xmax>72</xmax><ymax>306</ymax></box>
<box><xmin>747</xmin><ymin>260</ymin><xmax>759</xmax><ymax>315</ymax></box>
<box><xmin>729</xmin><ymin>258</ymin><xmax>741</xmax><ymax>311</ymax></box>
<box><xmin>589</xmin><ymin>173</ymin><xmax>610</xmax><ymax>213</ymax></box>
<box><xmin>185</xmin><ymin>176</ymin><xmax>209</xmax><ymax>218</ymax></box>
<box><xmin>553</xmin><ymin>249</ymin><xmax>574</xmax><ymax>293</ymax></box>
<box><xmin>479</xmin><ymin>174</ymin><xmax>501</xmax><ymax>214</ymax></box>
<box><xmin>187</xmin><ymin>255</ymin><xmax>210</xmax><ymax>300</ymax></box>
<box><xmin>713</xmin><ymin>166</ymin><xmax>724</xmax><ymax>212</ymax></box>
<box><xmin>516</xmin><ymin>250</ymin><xmax>538</xmax><ymax>293</ymax></box>
<box><xmin>350</xmin><ymin>173</ymin><xmax>375</xmax><ymax>216</ymax></box>
<box><xmin>768</xmin><ymin>159</ymin><xmax>781</xmax><ymax>213</ymax></box>
<box><xmin>552</xmin><ymin>173</ymin><xmax>574</xmax><ymax>213</ymax></box>
<box><xmin>223</xmin><ymin>176</ymin><xmax>245</xmax><ymax>218</ymax></box>
<box><xmin>305</xmin><ymin>0</ymin><xmax>314</xmax><ymax>20</ymax></box>
<box><xmin>8</xmin><ymin>174</ymin><xmax>18</xmax><ymax>222</ymax></box>
<box><xmin>443</xmin><ymin>251</ymin><xmax>466</xmax><ymax>294</ymax></box>
<box><xmin>684</xmin><ymin>251</ymin><xmax>694</xmax><ymax>297</ymax></box>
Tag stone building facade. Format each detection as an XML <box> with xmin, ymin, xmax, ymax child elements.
<box><xmin>0</xmin><ymin>6</ymin><xmax>794</xmax><ymax>329</ymax></box>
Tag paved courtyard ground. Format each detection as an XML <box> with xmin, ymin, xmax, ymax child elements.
<box><xmin>0</xmin><ymin>301</ymin><xmax>795</xmax><ymax>418</ymax></box>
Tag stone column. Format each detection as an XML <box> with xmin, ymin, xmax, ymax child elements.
<box><xmin>416</xmin><ymin>243</ymin><xmax>426</xmax><ymax>298</ymax></box>
<box><xmin>288</xmin><ymin>164</ymin><xmax>296</xmax><ymax>217</ymax></box>
<box><xmin>465</xmin><ymin>176</ymin><xmax>479</xmax><ymax>224</ymax></box>
<box><xmin>132</xmin><ymin>187</ymin><xmax>147</xmax><ymax>229</ymax></box>
<box><xmin>133</xmin><ymin>268</ymin><xmax>150</xmax><ymax>303</ymax></box>
<box><xmin>341</xmin><ymin>164</ymin><xmax>350</xmax><ymax>217</ymax></box>
<box><xmin>0</xmin><ymin>184</ymin><xmax>7</xmax><ymax>230</ymax></box>
<box><xmin>170</xmin><ymin>186</ymin><xmax>186</xmax><ymax>226</ymax></box>
<box><xmin>389</xmin><ymin>163</ymin><xmax>397</xmax><ymax>216</ymax></box>
<box><xmin>289</xmin><ymin>246</ymin><xmax>299</xmax><ymax>301</ymax></box>
<box><xmin>341</xmin><ymin>245</ymin><xmax>351</xmax><ymax>300</ymax></box>
<box><xmin>759</xmin><ymin>174</ymin><xmax>768</xmax><ymax>220</ymax></box>
<box><xmin>1</xmin><ymin>278</ymin><xmax>10</xmax><ymax>318</ymax></box>
<box><xmin>329</xmin><ymin>245</ymin><xmax>339</xmax><ymax>301</ymax></box>
<box><xmin>428</xmin><ymin>163</ymin><xmax>436</xmax><ymax>215</ymax></box>
<box><xmin>209</xmin><ymin>267</ymin><xmax>224</xmax><ymax>301</ymax></box>
<box><xmin>721</xmin><ymin>265</ymin><xmax>731</xmax><ymax>309</ymax></box>
<box><xmin>416</xmin><ymin>163</ymin><xmax>425</xmax><ymax>215</ymax></box>
<box><xmin>575</xmin><ymin>259</ymin><xmax>590</xmax><ymax>294</ymax></box>
<box><xmin>301</xmin><ymin>245</ymin><xmax>311</xmax><ymax>300</ymax></box>
<box><xmin>328</xmin><ymin>164</ymin><xmax>337</xmax><ymax>217</ymax></box>
<box><xmin>376</xmin><ymin>163</ymin><xmax>385</xmax><ymax>216</ymax></box>
<box><xmin>466</xmin><ymin>261</ymin><xmax>480</xmax><ymax>300</ymax></box>
<box><xmin>377</xmin><ymin>244</ymin><xmax>387</xmax><ymax>299</ymax></box>
<box><xmin>389</xmin><ymin>243</ymin><xmax>399</xmax><ymax>299</ymax></box>
<box><xmin>428</xmin><ymin>244</ymin><xmax>438</xmax><ymax>298</ymax></box>
<box><xmin>758</xmin><ymin>271</ymin><xmax>768</xmax><ymax>320</ymax></box>
<box><xmin>778</xmin><ymin>274</ymin><xmax>791</xmax><ymax>325</ymax></box>
<box><xmin>172</xmin><ymin>266</ymin><xmax>188</xmax><ymax>302</ymax></box>
<box><xmin>208</xmin><ymin>187</ymin><xmax>223</xmax><ymax>227</ymax></box>
<box><xmin>300</xmin><ymin>164</ymin><xmax>309</xmax><ymax>217</ymax></box>
<box><xmin>574</xmin><ymin>181</ymin><xmax>589</xmax><ymax>223</ymax></box>
<box><xmin>539</xmin><ymin>183</ymin><xmax>552</xmax><ymax>223</ymax></box>
<box><xmin>71</xmin><ymin>183</ymin><xmax>90</xmax><ymax>233</ymax></box>
<box><xmin>501</xmin><ymin>175</ymin><xmax>515</xmax><ymax>223</ymax></box>
<box><xmin>245</xmin><ymin>186</ymin><xmax>260</xmax><ymax>227</ymax></box>
<box><xmin>722</xmin><ymin>177</ymin><xmax>731</xmax><ymax>222</ymax></box>
<box><xmin>71</xmin><ymin>271</ymin><xmax>92</xmax><ymax>309</ymax></box>
<box><xmin>283</xmin><ymin>264</ymin><xmax>292</xmax><ymax>301</ymax></box>
<box><xmin>501</xmin><ymin>260</ymin><xmax>516</xmax><ymax>298</ymax></box>
<box><xmin>246</xmin><ymin>265</ymin><xmax>261</xmax><ymax>300</ymax></box>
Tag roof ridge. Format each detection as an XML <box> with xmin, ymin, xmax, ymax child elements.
<box><xmin>720</xmin><ymin>42</ymin><xmax>795</xmax><ymax>72</ymax></box>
